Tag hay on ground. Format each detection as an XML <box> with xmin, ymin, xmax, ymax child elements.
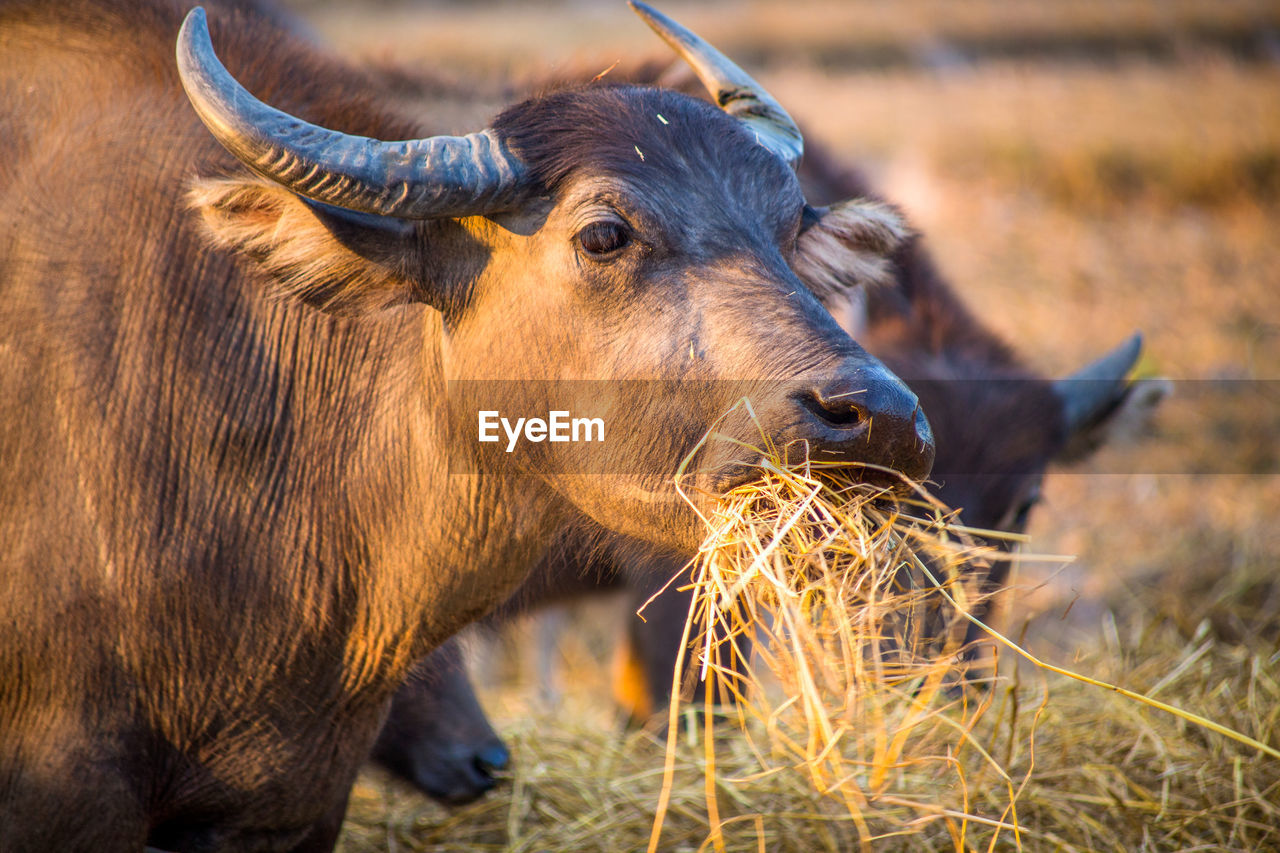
<box><xmin>339</xmin><ymin>452</ymin><xmax>1279</xmax><ymax>852</ymax></box>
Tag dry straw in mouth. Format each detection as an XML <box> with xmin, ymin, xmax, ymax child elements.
<box><xmin>648</xmin><ymin>429</ymin><xmax>1278</xmax><ymax>853</ymax></box>
<box><xmin>647</xmin><ymin>447</ymin><xmax>1022</xmax><ymax>852</ymax></box>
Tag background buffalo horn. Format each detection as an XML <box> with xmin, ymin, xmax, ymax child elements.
<box><xmin>176</xmin><ymin>7</ymin><xmax>526</xmax><ymax>219</ymax></box>
<box><xmin>1054</xmin><ymin>333</ymin><xmax>1144</xmax><ymax>435</ymax></box>
<box><xmin>629</xmin><ymin>0</ymin><xmax>804</xmax><ymax>169</ymax></box>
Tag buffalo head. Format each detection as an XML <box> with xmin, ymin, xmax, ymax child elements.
<box><xmin>176</xmin><ymin>2</ymin><xmax>934</xmax><ymax>553</ymax></box>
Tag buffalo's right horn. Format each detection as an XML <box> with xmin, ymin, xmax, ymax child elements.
<box><xmin>176</xmin><ymin>7</ymin><xmax>526</xmax><ymax>219</ymax></box>
<box><xmin>629</xmin><ymin>1</ymin><xmax>804</xmax><ymax>169</ymax></box>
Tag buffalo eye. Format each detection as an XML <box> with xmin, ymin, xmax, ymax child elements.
<box><xmin>576</xmin><ymin>220</ymin><xmax>631</xmax><ymax>259</ymax></box>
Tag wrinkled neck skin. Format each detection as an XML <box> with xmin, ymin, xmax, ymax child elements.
<box><xmin>364</xmin><ymin>310</ymin><xmax>575</xmax><ymax>663</ymax></box>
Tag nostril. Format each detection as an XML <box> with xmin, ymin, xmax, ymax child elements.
<box><xmin>799</xmin><ymin>387</ymin><xmax>867</xmax><ymax>428</ymax></box>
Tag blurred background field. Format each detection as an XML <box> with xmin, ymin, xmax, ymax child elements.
<box><xmin>265</xmin><ymin>0</ymin><xmax>1280</xmax><ymax>849</ymax></box>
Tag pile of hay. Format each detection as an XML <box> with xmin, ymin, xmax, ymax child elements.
<box><xmin>338</xmin><ymin>456</ymin><xmax>1279</xmax><ymax>852</ymax></box>
<box><xmin>650</xmin><ymin>458</ymin><xmax>1017</xmax><ymax>851</ymax></box>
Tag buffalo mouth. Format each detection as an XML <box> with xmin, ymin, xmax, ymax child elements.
<box><xmin>703</xmin><ymin>459</ymin><xmax>769</xmax><ymax>495</ymax></box>
<box><xmin>699</xmin><ymin>454</ymin><xmax>921</xmax><ymax>500</ymax></box>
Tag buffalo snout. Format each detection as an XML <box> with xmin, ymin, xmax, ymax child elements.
<box><xmin>421</xmin><ymin>739</ymin><xmax>510</xmax><ymax>806</ymax></box>
<box><xmin>371</xmin><ymin>642</ymin><xmax>511</xmax><ymax>805</ymax></box>
<box><xmin>372</xmin><ymin>697</ymin><xmax>511</xmax><ymax>805</ymax></box>
<box><xmin>794</xmin><ymin>364</ymin><xmax>935</xmax><ymax>483</ymax></box>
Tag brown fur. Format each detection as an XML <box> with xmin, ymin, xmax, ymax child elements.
<box><xmin>0</xmin><ymin>1</ymin><xmax>935</xmax><ymax>848</ymax></box>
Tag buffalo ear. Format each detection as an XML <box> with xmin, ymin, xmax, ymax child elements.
<box><xmin>189</xmin><ymin>176</ymin><xmax>423</xmax><ymax>316</ymax></box>
<box><xmin>792</xmin><ymin>198</ymin><xmax>910</xmax><ymax>308</ymax></box>
<box><xmin>1054</xmin><ymin>333</ymin><xmax>1170</xmax><ymax>463</ymax></box>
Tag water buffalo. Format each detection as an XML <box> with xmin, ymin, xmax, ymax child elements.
<box><xmin>371</xmin><ymin>71</ymin><xmax>1165</xmax><ymax>785</ymax></box>
<box><xmin>0</xmin><ymin>0</ymin><xmax>939</xmax><ymax>847</ymax></box>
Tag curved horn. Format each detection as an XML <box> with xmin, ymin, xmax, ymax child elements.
<box><xmin>629</xmin><ymin>1</ymin><xmax>803</xmax><ymax>169</ymax></box>
<box><xmin>176</xmin><ymin>7</ymin><xmax>525</xmax><ymax>219</ymax></box>
<box><xmin>1054</xmin><ymin>333</ymin><xmax>1144</xmax><ymax>434</ymax></box>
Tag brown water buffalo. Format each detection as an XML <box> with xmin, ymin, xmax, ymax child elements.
<box><xmin>0</xmin><ymin>1</ymin><xmax>936</xmax><ymax>849</ymax></box>
<box><xmin>372</xmin><ymin>71</ymin><xmax>1164</xmax><ymax>788</ymax></box>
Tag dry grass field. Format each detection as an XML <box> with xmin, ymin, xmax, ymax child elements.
<box><xmin>271</xmin><ymin>1</ymin><xmax>1280</xmax><ymax>849</ymax></box>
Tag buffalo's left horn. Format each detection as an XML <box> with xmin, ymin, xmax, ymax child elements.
<box><xmin>630</xmin><ymin>1</ymin><xmax>804</xmax><ymax>169</ymax></box>
<box><xmin>1054</xmin><ymin>333</ymin><xmax>1144</xmax><ymax>434</ymax></box>
<box><xmin>176</xmin><ymin>7</ymin><xmax>526</xmax><ymax>219</ymax></box>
